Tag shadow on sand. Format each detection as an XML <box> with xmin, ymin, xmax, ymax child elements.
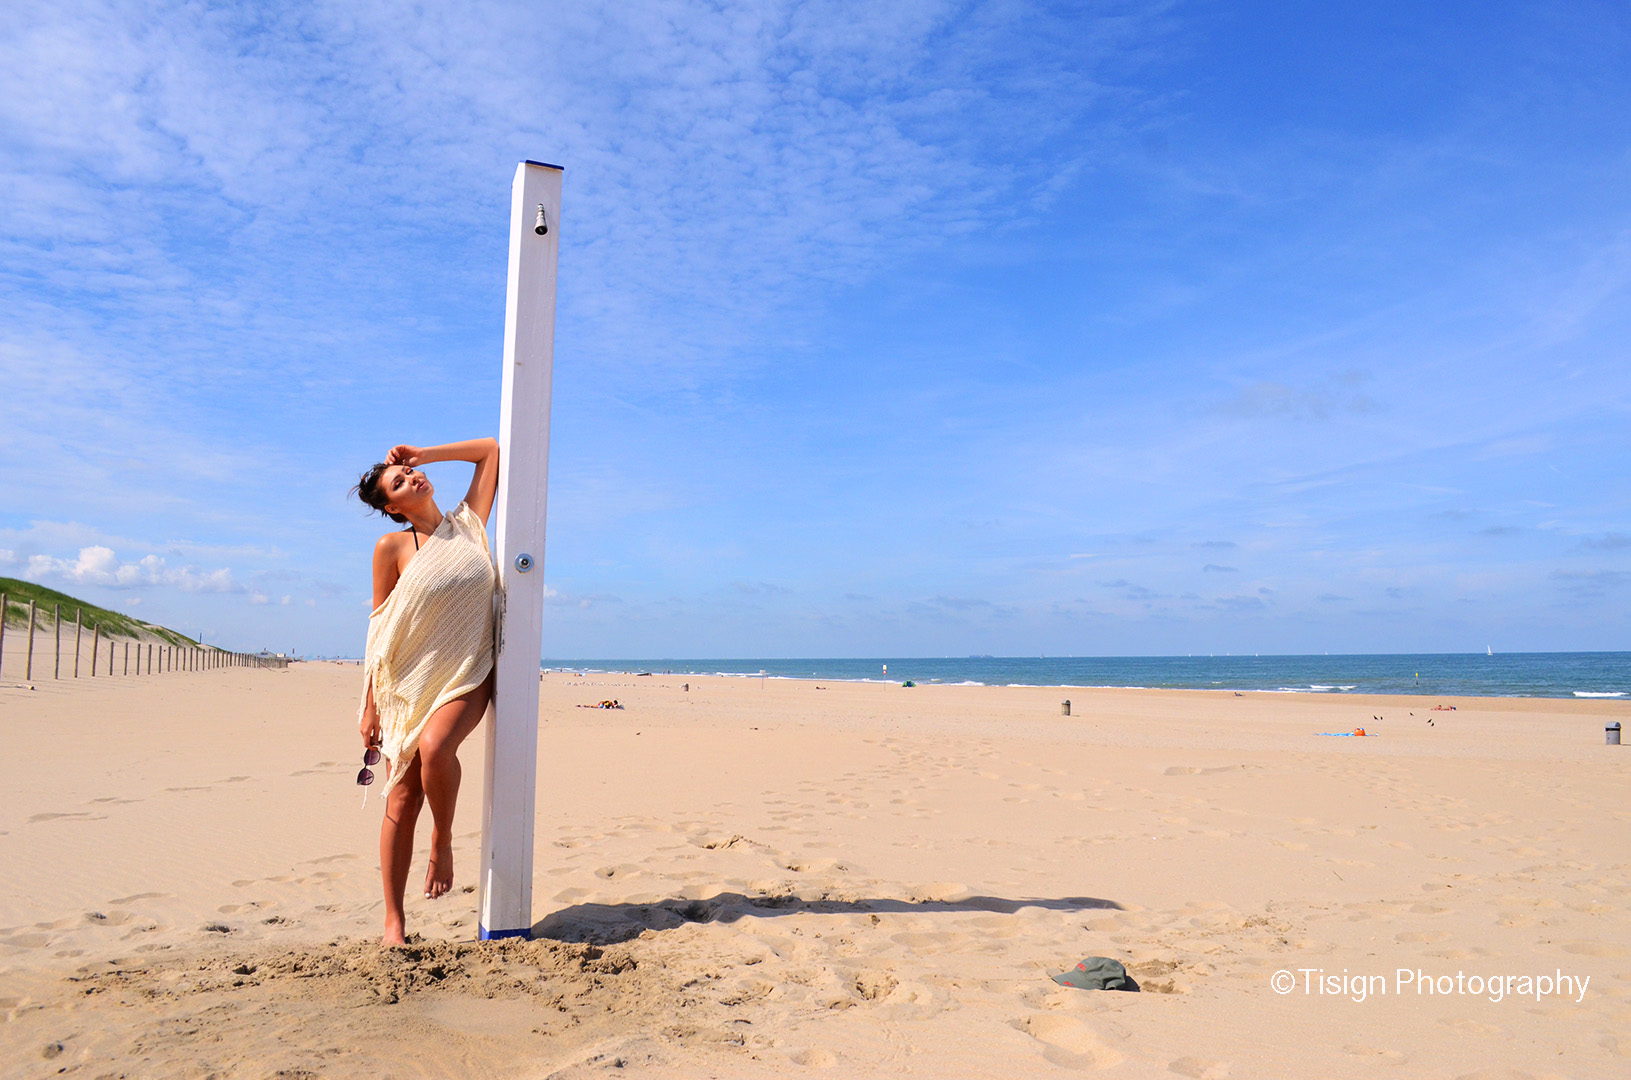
<box><xmin>532</xmin><ymin>891</ymin><xmax>1124</xmax><ymax>945</ymax></box>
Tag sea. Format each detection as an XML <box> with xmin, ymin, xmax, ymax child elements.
<box><xmin>542</xmin><ymin>653</ymin><xmax>1631</xmax><ymax>699</ymax></box>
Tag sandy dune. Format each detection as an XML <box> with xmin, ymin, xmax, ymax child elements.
<box><xmin>1</xmin><ymin>663</ymin><xmax>1626</xmax><ymax>1078</ymax></box>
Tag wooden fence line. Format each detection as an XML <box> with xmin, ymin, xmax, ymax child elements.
<box><xmin>1</xmin><ymin>598</ymin><xmax>288</xmax><ymax>681</ymax></box>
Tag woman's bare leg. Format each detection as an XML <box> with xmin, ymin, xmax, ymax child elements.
<box><xmin>379</xmin><ymin>755</ymin><xmax>425</xmax><ymax>946</ymax></box>
<box><xmin>418</xmin><ymin>672</ymin><xmax>494</xmax><ymax>899</ymax></box>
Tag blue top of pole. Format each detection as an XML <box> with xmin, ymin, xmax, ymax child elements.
<box><xmin>524</xmin><ymin>160</ymin><xmax>565</xmax><ymax>171</ymax></box>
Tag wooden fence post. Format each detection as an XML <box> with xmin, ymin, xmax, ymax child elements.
<box><xmin>54</xmin><ymin>604</ymin><xmax>61</xmax><ymax>678</ymax></box>
<box><xmin>0</xmin><ymin>591</ymin><xmax>6</xmax><ymax>680</ymax></box>
<box><xmin>26</xmin><ymin>600</ymin><xmax>36</xmax><ymax>680</ymax></box>
<box><xmin>124</xmin><ymin>641</ymin><xmax>129</xmax><ymax>675</ymax></box>
<box><xmin>91</xmin><ymin>624</ymin><xmax>100</xmax><ymax>676</ymax></box>
<box><xmin>73</xmin><ymin>609</ymin><xmax>81</xmax><ymax>677</ymax></box>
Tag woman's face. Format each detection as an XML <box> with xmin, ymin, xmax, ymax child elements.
<box><xmin>379</xmin><ymin>464</ymin><xmax>433</xmax><ymax>519</ymax></box>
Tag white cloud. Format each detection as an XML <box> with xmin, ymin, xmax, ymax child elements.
<box><xmin>25</xmin><ymin>545</ymin><xmax>241</xmax><ymax>593</ymax></box>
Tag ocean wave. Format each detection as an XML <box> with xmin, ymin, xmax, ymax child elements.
<box><xmin>1572</xmin><ymin>690</ymin><xmax>1625</xmax><ymax>698</ymax></box>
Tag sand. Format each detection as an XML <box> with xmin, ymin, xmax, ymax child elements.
<box><xmin>1</xmin><ymin>662</ymin><xmax>1627</xmax><ymax>1079</ymax></box>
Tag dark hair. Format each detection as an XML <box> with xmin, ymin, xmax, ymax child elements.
<box><xmin>352</xmin><ymin>463</ymin><xmax>408</xmax><ymax>523</ymax></box>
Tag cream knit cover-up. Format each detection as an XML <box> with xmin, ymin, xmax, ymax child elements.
<box><xmin>359</xmin><ymin>499</ymin><xmax>496</xmax><ymax>798</ymax></box>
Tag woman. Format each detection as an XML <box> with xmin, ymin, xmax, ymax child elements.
<box><xmin>352</xmin><ymin>436</ymin><xmax>500</xmax><ymax>946</ymax></box>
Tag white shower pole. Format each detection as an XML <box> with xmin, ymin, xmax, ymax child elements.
<box><xmin>480</xmin><ymin>160</ymin><xmax>562</xmax><ymax>940</ymax></box>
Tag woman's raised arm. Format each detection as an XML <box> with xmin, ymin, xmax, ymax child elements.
<box><xmin>387</xmin><ymin>437</ymin><xmax>501</xmax><ymax>524</ymax></box>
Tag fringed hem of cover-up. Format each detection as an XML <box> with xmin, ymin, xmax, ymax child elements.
<box><xmin>358</xmin><ymin>655</ymin><xmax>493</xmax><ymax>799</ymax></box>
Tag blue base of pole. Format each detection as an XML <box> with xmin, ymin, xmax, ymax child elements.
<box><xmin>479</xmin><ymin>924</ymin><xmax>531</xmax><ymax>941</ymax></box>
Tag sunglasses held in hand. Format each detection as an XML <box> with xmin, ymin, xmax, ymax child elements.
<box><xmin>358</xmin><ymin>745</ymin><xmax>381</xmax><ymax>806</ymax></box>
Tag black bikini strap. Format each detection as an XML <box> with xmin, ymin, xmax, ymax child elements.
<box><xmin>410</xmin><ymin>527</ymin><xmax>419</xmax><ymax>550</ymax></box>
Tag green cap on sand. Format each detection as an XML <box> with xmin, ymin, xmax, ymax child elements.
<box><xmin>1053</xmin><ymin>956</ymin><xmax>1133</xmax><ymax>991</ymax></box>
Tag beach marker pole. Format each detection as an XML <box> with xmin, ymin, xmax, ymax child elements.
<box><xmin>0</xmin><ymin>592</ymin><xmax>6</xmax><ymax>679</ymax></box>
<box><xmin>26</xmin><ymin>601</ymin><xmax>35</xmax><ymax>681</ymax></box>
<box><xmin>54</xmin><ymin>604</ymin><xmax>61</xmax><ymax>678</ymax></box>
<box><xmin>479</xmin><ymin>160</ymin><xmax>562</xmax><ymax>942</ymax></box>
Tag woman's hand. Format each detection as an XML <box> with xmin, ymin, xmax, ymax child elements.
<box><xmin>360</xmin><ymin>697</ymin><xmax>382</xmax><ymax>749</ymax></box>
<box><xmin>386</xmin><ymin>444</ymin><xmax>424</xmax><ymax>467</ymax></box>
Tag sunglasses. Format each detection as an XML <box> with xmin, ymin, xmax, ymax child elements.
<box><xmin>358</xmin><ymin>745</ymin><xmax>381</xmax><ymax>807</ymax></box>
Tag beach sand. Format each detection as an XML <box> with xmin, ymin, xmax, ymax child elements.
<box><xmin>1</xmin><ymin>663</ymin><xmax>1626</xmax><ymax>1078</ymax></box>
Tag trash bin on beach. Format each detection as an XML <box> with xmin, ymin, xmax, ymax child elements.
<box><xmin>1061</xmin><ymin>700</ymin><xmax>1071</xmax><ymax>716</ymax></box>
<box><xmin>1609</xmin><ymin>722</ymin><xmax>1621</xmax><ymax>746</ymax></box>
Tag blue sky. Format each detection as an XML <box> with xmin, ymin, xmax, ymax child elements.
<box><xmin>2</xmin><ymin>0</ymin><xmax>1628</xmax><ymax>657</ymax></box>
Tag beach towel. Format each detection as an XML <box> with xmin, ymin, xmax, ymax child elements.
<box><xmin>358</xmin><ymin>500</ymin><xmax>496</xmax><ymax>798</ymax></box>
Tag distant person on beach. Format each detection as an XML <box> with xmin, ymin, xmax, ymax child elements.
<box><xmin>351</xmin><ymin>437</ymin><xmax>499</xmax><ymax>946</ymax></box>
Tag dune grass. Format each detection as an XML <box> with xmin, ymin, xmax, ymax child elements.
<box><xmin>0</xmin><ymin>576</ymin><xmax>199</xmax><ymax>647</ymax></box>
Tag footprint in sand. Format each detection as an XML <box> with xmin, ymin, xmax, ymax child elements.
<box><xmin>789</xmin><ymin>1047</ymin><xmax>838</xmax><ymax>1067</ymax></box>
<box><xmin>28</xmin><ymin>812</ymin><xmax>103</xmax><ymax>823</ymax></box>
<box><xmin>1017</xmin><ymin>1015</ymin><xmax>1125</xmax><ymax>1070</ymax></box>
<box><xmin>594</xmin><ymin>864</ymin><xmax>642</xmax><ymax>879</ymax></box>
<box><xmin>1169</xmin><ymin>1058</ymin><xmax>1230</xmax><ymax>1079</ymax></box>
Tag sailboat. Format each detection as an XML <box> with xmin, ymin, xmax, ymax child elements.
<box><xmin>1487</xmin><ymin>645</ymin><xmax>1493</xmax><ymax>656</ymax></box>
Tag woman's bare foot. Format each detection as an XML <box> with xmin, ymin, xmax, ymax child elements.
<box><xmin>382</xmin><ymin>916</ymin><xmax>407</xmax><ymax>947</ymax></box>
<box><xmin>424</xmin><ymin>831</ymin><xmax>454</xmax><ymax>899</ymax></box>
